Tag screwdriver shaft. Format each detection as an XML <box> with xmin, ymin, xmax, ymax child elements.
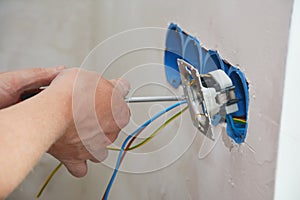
<box><xmin>125</xmin><ymin>96</ymin><xmax>186</xmax><ymax>103</ymax></box>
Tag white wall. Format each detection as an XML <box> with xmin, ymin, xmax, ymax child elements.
<box><xmin>0</xmin><ymin>1</ymin><xmax>293</xmax><ymax>200</ymax></box>
<box><xmin>274</xmin><ymin>1</ymin><xmax>300</xmax><ymax>199</ymax></box>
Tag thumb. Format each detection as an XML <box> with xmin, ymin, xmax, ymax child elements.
<box><xmin>63</xmin><ymin>161</ymin><xmax>88</xmax><ymax>178</ymax></box>
<box><xmin>12</xmin><ymin>66</ymin><xmax>66</xmax><ymax>91</ymax></box>
<box><xmin>0</xmin><ymin>66</ymin><xmax>65</xmax><ymax>108</ymax></box>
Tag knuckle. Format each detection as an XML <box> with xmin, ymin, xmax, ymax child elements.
<box><xmin>31</xmin><ymin>68</ymin><xmax>55</xmax><ymax>78</ymax></box>
<box><xmin>65</xmin><ymin>67</ymin><xmax>80</xmax><ymax>75</ymax></box>
<box><xmin>0</xmin><ymin>78</ymin><xmax>15</xmax><ymax>95</ymax></box>
<box><xmin>107</xmin><ymin>131</ymin><xmax>119</xmax><ymax>143</ymax></box>
<box><xmin>31</xmin><ymin>68</ymin><xmax>45</xmax><ymax>74</ymax></box>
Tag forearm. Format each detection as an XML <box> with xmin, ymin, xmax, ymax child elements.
<box><xmin>0</xmin><ymin>88</ymin><xmax>71</xmax><ymax>198</ymax></box>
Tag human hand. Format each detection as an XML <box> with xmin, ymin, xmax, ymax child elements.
<box><xmin>46</xmin><ymin>68</ymin><xmax>131</xmax><ymax>177</ymax></box>
<box><xmin>0</xmin><ymin>67</ymin><xmax>65</xmax><ymax>109</ymax></box>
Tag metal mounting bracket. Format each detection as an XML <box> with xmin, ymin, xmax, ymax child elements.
<box><xmin>177</xmin><ymin>59</ymin><xmax>238</xmax><ymax>140</ymax></box>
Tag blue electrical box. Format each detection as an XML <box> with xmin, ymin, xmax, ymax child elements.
<box><xmin>164</xmin><ymin>23</ymin><xmax>249</xmax><ymax>144</ymax></box>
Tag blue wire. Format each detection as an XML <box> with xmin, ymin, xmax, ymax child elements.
<box><xmin>103</xmin><ymin>100</ymin><xmax>187</xmax><ymax>200</ymax></box>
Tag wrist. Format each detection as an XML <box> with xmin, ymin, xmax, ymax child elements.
<box><xmin>34</xmin><ymin>85</ymin><xmax>73</xmax><ymax>142</ymax></box>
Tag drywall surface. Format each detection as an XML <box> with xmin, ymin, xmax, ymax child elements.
<box><xmin>0</xmin><ymin>1</ymin><xmax>293</xmax><ymax>200</ymax></box>
<box><xmin>274</xmin><ymin>1</ymin><xmax>300</xmax><ymax>199</ymax></box>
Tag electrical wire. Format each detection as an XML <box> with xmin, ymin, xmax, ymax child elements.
<box><xmin>36</xmin><ymin>102</ymin><xmax>187</xmax><ymax>199</ymax></box>
<box><xmin>125</xmin><ymin>105</ymin><xmax>188</xmax><ymax>151</ymax></box>
<box><xmin>133</xmin><ymin>106</ymin><xmax>188</xmax><ymax>148</ymax></box>
<box><xmin>118</xmin><ymin>106</ymin><xmax>188</xmax><ymax>170</ymax></box>
<box><xmin>36</xmin><ymin>162</ymin><xmax>62</xmax><ymax>198</ymax></box>
<box><xmin>37</xmin><ymin>108</ymin><xmax>243</xmax><ymax>199</ymax></box>
<box><xmin>232</xmin><ymin>117</ymin><xmax>246</xmax><ymax>123</ymax></box>
<box><xmin>103</xmin><ymin>106</ymin><xmax>188</xmax><ymax>199</ymax></box>
<box><xmin>119</xmin><ymin>127</ymin><xmax>146</xmax><ymax>164</ymax></box>
<box><xmin>102</xmin><ymin>101</ymin><xmax>187</xmax><ymax>200</ymax></box>
<box><xmin>107</xmin><ymin>106</ymin><xmax>188</xmax><ymax>151</ymax></box>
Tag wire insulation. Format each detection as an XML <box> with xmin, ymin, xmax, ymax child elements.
<box><xmin>36</xmin><ymin>162</ymin><xmax>62</xmax><ymax>198</ymax></box>
<box><xmin>107</xmin><ymin>106</ymin><xmax>188</xmax><ymax>151</ymax></box>
<box><xmin>118</xmin><ymin>106</ymin><xmax>188</xmax><ymax>172</ymax></box>
<box><xmin>37</xmin><ymin>102</ymin><xmax>187</xmax><ymax>199</ymax></box>
<box><xmin>102</xmin><ymin>101</ymin><xmax>186</xmax><ymax>200</ymax></box>
<box><xmin>232</xmin><ymin>117</ymin><xmax>246</xmax><ymax>123</ymax></box>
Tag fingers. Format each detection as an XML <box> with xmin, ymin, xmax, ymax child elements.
<box><xmin>0</xmin><ymin>66</ymin><xmax>65</xmax><ymax>108</ymax></box>
<box><xmin>81</xmin><ymin>133</ymin><xmax>110</xmax><ymax>162</ymax></box>
<box><xmin>6</xmin><ymin>66</ymin><xmax>65</xmax><ymax>91</ymax></box>
<box><xmin>109</xmin><ymin>78</ymin><xmax>131</xmax><ymax>97</ymax></box>
<box><xmin>47</xmin><ymin>72</ymin><xmax>131</xmax><ymax>178</ymax></box>
<box><xmin>89</xmin><ymin>148</ymin><xmax>108</xmax><ymax>163</ymax></box>
<box><xmin>109</xmin><ymin>78</ymin><xmax>131</xmax><ymax>129</ymax></box>
<box><xmin>63</xmin><ymin>152</ymin><xmax>107</xmax><ymax>178</ymax></box>
<box><xmin>63</xmin><ymin>161</ymin><xmax>88</xmax><ymax>178</ymax></box>
<box><xmin>95</xmin><ymin>77</ymin><xmax>131</xmax><ymax>136</ymax></box>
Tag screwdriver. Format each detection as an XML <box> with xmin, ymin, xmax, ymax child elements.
<box><xmin>20</xmin><ymin>88</ymin><xmax>186</xmax><ymax>103</ymax></box>
<box><xmin>124</xmin><ymin>95</ymin><xmax>186</xmax><ymax>103</ymax></box>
